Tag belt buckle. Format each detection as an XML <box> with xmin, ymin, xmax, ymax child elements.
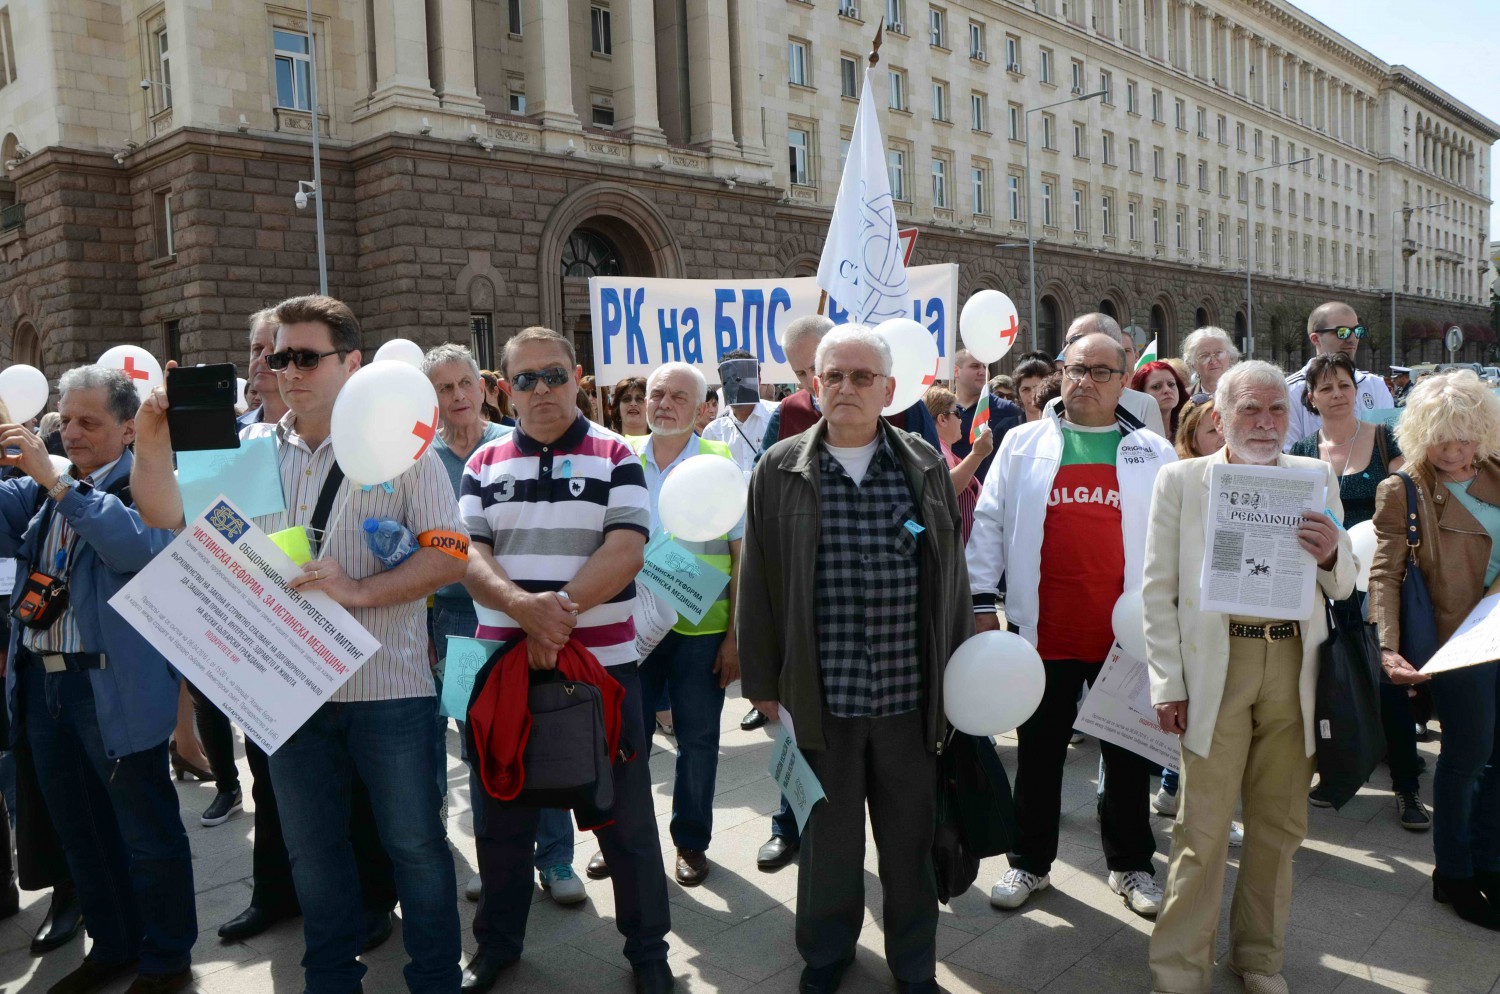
<box><xmin>1264</xmin><ymin>624</ymin><xmax>1275</xmax><ymax>644</ymax></box>
<box><xmin>41</xmin><ymin>654</ymin><xmax>67</xmax><ymax>673</ymax></box>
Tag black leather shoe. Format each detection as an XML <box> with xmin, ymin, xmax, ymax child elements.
<box><xmin>363</xmin><ymin>909</ymin><xmax>394</xmax><ymax>952</ymax></box>
<box><xmin>895</xmin><ymin>979</ymin><xmax>940</xmax><ymax>994</ymax></box>
<box><xmin>461</xmin><ymin>945</ymin><xmax>519</xmax><ymax>993</ymax></box>
<box><xmin>124</xmin><ymin>968</ymin><xmax>194</xmax><ymax>994</ymax></box>
<box><xmin>740</xmin><ymin>707</ymin><xmax>769</xmax><ymax>732</ymax></box>
<box><xmin>0</xmin><ymin>879</ymin><xmax>18</xmax><ymax>921</ymax></box>
<box><xmin>32</xmin><ymin>882</ymin><xmax>83</xmax><ymax>954</ymax></box>
<box><xmin>799</xmin><ymin>954</ymin><xmax>855</xmax><ymax>994</ymax></box>
<box><xmin>1433</xmin><ymin>871</ymin><xmax>1500</xmax><ymax>930</ymax></box>
<box><xmin>218</xmin><ymin>904</ymin><xmax>298</xmax><ymax>942</ymax></box>
<box><xmin>1477</xmin><ymin>869</ymin><xmax>1500</xmax><ymax>906</ymax></box>
<box><xmin>633</xmin><ymin>960</ymin><xmax>676</xmax><ymax>994</ymax></box>
<box><xmin>46</xmin><ymin>958</ymin><xmax>136</xmax><ymax>994</ymax></box>
<box><xmin>756</xmin><ymin>836</ymin><xmax>798</xmax><ymax>870</ymax></box>
<box><xmin>586</xmin><ymin>851</ymin><xmax>611</xmax><ymax>880</ymax></box>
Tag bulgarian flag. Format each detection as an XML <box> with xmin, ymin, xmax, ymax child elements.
<box><xmin>1135</xmin><ymin>337</ymin><xmax>1159</xmax><ymax>371</ymax></box>
<box><xmin>969</xmin><ymin>392</ymin><xmax>990</xmax><ymax>444</ymax></box>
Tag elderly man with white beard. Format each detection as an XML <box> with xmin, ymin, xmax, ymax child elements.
<box><xmin>1143</xmin><ymin>360</ymin><xmax>1354</xmax><ymax>994</ymax></box>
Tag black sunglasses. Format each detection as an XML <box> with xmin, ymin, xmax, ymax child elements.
<box><xmin>511</xmin><ymin>366</ymin><xmax>572</xmax><ymax>392</ymax></box>
<box><xmin>1313</xmin><ymin>325</ymin><xmax>1366</xmax><ymax>341</ymax></box>
<box><xmin>265</xmin><ymin>348</ymin><xmax>349</xmax><ymax>371</ymax></box>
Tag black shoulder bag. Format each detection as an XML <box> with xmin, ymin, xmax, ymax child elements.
<box><xmin>1394</xmin><ymin>471</ymin><xmax>1440</xmax><ymax>670</ymax></box>
<box><xmin>1314</xmin><ymin>596</ymin><xmax>1384</xmax><ymax>809</ymax></box>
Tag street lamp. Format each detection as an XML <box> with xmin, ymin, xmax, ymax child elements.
<box><xmin>1244</xmin><ymin>156</ymin><xmax>1312</xmax><ymax>357</ymax></box>
<box><xmin>303</xmin><ymin>0</ymin><xmax>328</xmax><ymax>296</ymax></box>
<box><xmin>1389</xmin><ymin>201</ymin><xmax>1445</xmax><ymax>367</ymax></box>
<box><xmin>1025</xmin><ymin>88</ymin><xmax>1106</xmax><ymax>351</ymax></box>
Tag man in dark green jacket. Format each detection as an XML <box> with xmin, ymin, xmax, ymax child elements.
<box><xmin>738</xmin><ymin>325</ymin><xmax>972</xmax><ymax>994</ymax></box>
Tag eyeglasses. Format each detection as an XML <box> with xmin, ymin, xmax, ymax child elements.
<box><xmin>265</xmin><ymin>348</ymin><xmax>349</xmax><ymax>371</ymax></box>
<box><xmin>511</xmin><ymin>367</ymin><xmax>572</xmax><ymax>392</ymax></box>
<box><xmin>1314</xmin><ymin>325</ymin><xmax>1367</xmax><ymax>341</ymax></box>
<box><xmin>946</xmin><ymin>407</ymin><xmax>962</xmax><ymax>418</ymax></box>
<box><xmin>1062</xmin><ymin>364</ymin><xmax>1125</xmax><ymax>383</ymax></box>
<box><xmin>1199</xmin><ymin>349</ymin><xmax>1229</xmax><ymax>364</ymax></box>
<box><xmin>820</xmin><ymin>369</ymin><xmax>884</xmax><ymax>388</ymax></box>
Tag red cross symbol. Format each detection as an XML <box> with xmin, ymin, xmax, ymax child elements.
<box><xmin>122</xmin><ymin>356</ymin><xmax>150</xmax><ymax>381</ymax></box>
<box><xmin>1001</xmin><ymin>315</ymin><xmax>1020</xmax><ymax>346</ymax></box>
<box><xmin>411</xmin><ymin>407</ymin><xmax>437</xmax><ymax>460</ymax></box>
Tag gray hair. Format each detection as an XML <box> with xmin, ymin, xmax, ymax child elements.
<box><xmin>421</xmin><ymin>342</ymin><xmax>482</xmax><ymax>380</ymax></box>
<box><xmin>782</xmin><ymin>315</ymin><xmax>834</xmax><ymax>354</ymax></box>
<box><xmin>1214</xmin><ymin>359</ymin><xmax>1289</xmax><ymax>413</ymax></box>
<box><xmin>816</xmin><ymin>324</ymin><xmax>894</xmax><ymax>376</ymax></box>
<box><xmin>646</xmin><ymin>361</ymin><xmax>708</xmax><ymax>406</ymax></box>
<box><xmin>59</xmin><ymin>365</ymin><xmax>138</xmax><ymax>422</ymax></box>
<box><xmin>1066</xmin><ymin>312</ymin><xmax>1123</xmax><ymax>344</ymax></box>
<box><xmin>1182</xmin><ymin>326</ymin><xmax>1240</xmax><ymax>373</ymax></box>
<box><xmin>248</xmin><ymin>307</ymin><xmax>278</xmax><ymax>343</ymax></box>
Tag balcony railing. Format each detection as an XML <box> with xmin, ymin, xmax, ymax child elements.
<box><xmin>0</xmin><ymin>202</ymin><xmax>23</xmax><ymax>232</ymax></box>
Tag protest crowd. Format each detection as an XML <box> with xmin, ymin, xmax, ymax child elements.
<box><xmin>0</xmin><ymin>285</ymin><xmax>1498</xmax><ymax>994</ymax></box>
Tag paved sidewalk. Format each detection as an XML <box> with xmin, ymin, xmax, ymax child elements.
<box><xmin>2</xmin><ymin>689</ymin><xmax>1493</xmax><ymax>994</ymax></box>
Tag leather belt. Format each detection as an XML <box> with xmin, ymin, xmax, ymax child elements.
<box><xmin>35</xmin><ymin>651</ymin><xmax>105</xmax><ymax>673</ymax></box>
<box><xmin>1228</xmin><ymin>621</ymin><xmax>1302</xmax><ymax>642</ymax></box>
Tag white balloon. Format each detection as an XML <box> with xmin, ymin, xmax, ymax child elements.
<box><xmin>373</xmin><ymin>338</ymin><xmax>426</xmax><ymax>368</ymax></box>
<box><xmin>48</xmin><ymin>455</ymin><xmax>70</xmax><ymax>477</ymax></box>
<box><xmin>236</xmin><ymin>377</ymin><xmax>247</xmax><ymax>409</ymax></box>
<box><xmin>1112</xmin><ymin>588</ymin><xmax>1149</xmax><ymax>662</ymax></box>
<box><xmin>944</xmin><ymin>631</ymin><xmax>1046</xmax><ymax>736</ymax></box>
<box><xmin>329</xmin><ymin>361</ymin><xmax>440</xmax><ymax>486</ymax></box>
<box><xmin>1349</xmin><ymin>520</ymin><xmax>1377</xmax><ymax>593</ymax></box>
<box><xmin>0</xmin><ymin>365</ymin><xmax>49</xmax><ymax>423</ymax></box>
<box><xmin>873</xmin><ymin>318</ymin><xmax>940</xmax><ymax>416</ymax></box>
<box><xmin>959</xmin><ymin>290</ymin><xmax>1022</xmax><ymax>364</ymax></box>
<box><xmin>658</xmin><ymin>454</ymin><xmax>747</xmax><ymax>542</ymax></box>
<box><xmin>98</xmin><ymin>345</ymin><xmax>162</xmax><ymax>402</ymax></box>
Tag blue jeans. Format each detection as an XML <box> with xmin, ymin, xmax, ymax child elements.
<box><xmin>1428</xmin><ymin>661</ymin><xmax>1500</xmax><ymax>878</ymax></box>
<box><xmin>638</xmin><ymin>630</ymin><xmax>726</xmax><ymax>851</ymax></box>
<box><xmin>19</xmin><ymin>655</ymin><xmax>196</xmax><ymax>972</ymax></box>
<box><xmin>270</xmin><ymin>697</ymin><xmax>460</xmax><ymax>994</ymax></box>
<box><xmin>474</xmin><ymin>663</ymin><xmax>670</xmax><ymax>965</ymax></box>
<box><xmin>433</xmin><ymin>600</ymin><xmax>575</xmax><ymax>869</ymax></box>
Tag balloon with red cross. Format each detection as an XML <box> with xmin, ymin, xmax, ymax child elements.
<box><xmin>959</xmin><ymin>290</ymin><xmax>1021</xmax><ymax>364</ymax></box>
<box><xmin>329</xmin><ymin>360</ymin><xmax>440</xmax><ymax>486</ymax></box>
<box><xmin>871</xmin><ymin>318</ymin><xmax>939</xmax><ymax>416</ymax></box>
<box><xmin>97</xmin><ymin>345</ymin><xmax>164</xmax><ymax>403</ymax></box>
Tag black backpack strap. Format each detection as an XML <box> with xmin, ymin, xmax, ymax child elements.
<box><xmin>309</xmin><ymin>462</ymin><xmax>346</xmax><ymax>555</ymax></box>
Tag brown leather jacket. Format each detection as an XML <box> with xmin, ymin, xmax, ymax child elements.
<box><xmin>1369</xmin><ymin>458</ymin><xmax>1500</xmax><ymax>653</ymax></box>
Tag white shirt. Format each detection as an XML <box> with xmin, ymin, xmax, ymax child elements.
<box><xmin>1284</xmin><ymin>362</ymin><xmax>1394</xmax><ymax>451</ymax></box>
<box><xmin>701</xmin><ymin>399</ymin><xmax>779</xmax><ymax>475</ymax></box>
<box><xmin>824</xmin><ymin>438</ymin><xmax>880</xmax><ymax>486</ymax></box>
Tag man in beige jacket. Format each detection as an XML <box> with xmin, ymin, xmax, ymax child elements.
<box><xmin>1143</xmin><ymin>360</ymin><xmax>1355</xmax><ymax>994</ymax></box>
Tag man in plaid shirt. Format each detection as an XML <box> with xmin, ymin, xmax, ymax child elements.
<box><xmin>738</xmin><ymin>325</ymin><xmax>972</xmax><ymax>994</ymax></box>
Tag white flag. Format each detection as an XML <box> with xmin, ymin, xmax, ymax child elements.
<box><xmin>816</xmin><ymin>66</ymin><xmax>910</xmax><ymax>325</ymax></box>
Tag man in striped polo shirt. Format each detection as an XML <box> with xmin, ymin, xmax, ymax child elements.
<box><xmin>459</xmin><ymin>326</ymin><xmax>673</xmax><ymax>994</ymax></box>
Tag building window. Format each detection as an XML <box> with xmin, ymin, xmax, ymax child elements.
<box><xmin>1218</xmin><ymin>166</ymin><xmax>1228</xmax><ymax>197</ymax></box>
<box><xmin>972</xmin><ymin>165</ymin><xmax>989</xmax><ymax>215</ymax></box>
<box><xmin>1236</xmin><ymin>121</ymin><xmax>1245</xmax><ymax>151</ymax></box>
<box><xmin>1253</xmin><ymin>129</ymin><xmax>1263</xmax><ymax>158</ymax></box>
<box><xmin>1197</xmin><ymin>213</ymin><xmax>1206</xmax><ymax>252</ymax></box>
<box><xmin>1127</xmin><ymin>139</ymin><xmax>1139</xmax><ymax>172</ymax></box>
<box><xmin>888</xmin><ymin>147</ymin><xmax>907</xmax><ymax>200</ymax></box>
<box><xmin>507</xmin><ymin>77</ymin><xmax>526</xmax><ymax>114</ymax></box>
<box><xmin>969</xmin><ymin>21</ymin><xmax>985</xmax><ymax>60</ymax></box>
<box><xmin>886</xmin><ymin>0</ymin><xmax>906</xmax><ymax>31</ymax></box>
<box><xmin>151</xmin><ymin>26</ymin><xmax>172</xmax><ymax>112</ymax></box>
<box><xmin>1073</xmin><ymin>123</ymin><xmax>1085</xmax><ymax>158</ymax></box>
<box><xmin>1102</xmin><ymin>195</ymin><xmax>1113</xmax><ymax>235</ymax></box>
<box><xmin>273</xmin><ymin>30</ymin><xmax>313</xmax><ymax>111</ymax></box>
<box><xmin>1007</xmin><ymin>103</ymin><xmax>1020</xmax><ymax>140</ymax></box>
<box><xmin>1196</xmin><ymin>106</ymin><xmax>1206</xmax><ymax>138</ymax></box>
<box><xmin>1173</xmin><ymin>98</ymin><xmax>1185</xmax><ymax>130</ymax></box>
<box><xmin>1102</xmin><ymin>131</ymin><xmax>1113</xmax><ymax>165</ymax></box>
<box><xmin>970</xmin><ymin>92</ymin><xmax>987</xmax><ymax>132</ymax></box>
<box><xmin>470</xmin><ymin>314</ymin><xmax>495</xmax><ymax>369</ymax></box>
<box><xmin>1099</xmin><ymin>70</ymin><xmax>1112</xmax><ymax>104</ymax></box>
<box><xmin>1175</xmin><ymin>153</ymin><xmax>1186</xmax><ymax>185</ymax></box>
<box><xmin>1127</xmin><ymin>200</ymin><xmax>1138</xmax><ymax>240</ymax></box>
<box><xmin>788</xmin><ymin>40</ymin><xmax>808</xmax><ymax>86</ymax></box>
<box><xmin>1042</xmin><ymin>182</ymin><xmax>1053</xmax><ymax>226</ymax></box>
<box><xmin>1005</xmin><ymin>34</ymin><xmax>1020</xmax><ymax>71</ymax></box>
<box><xmin>1072</xmin><ymin>188</ymin><xmax>1085</xmax><ymax>231</ymax></box>
<box><xmin>163</xmin><ymin>320</ymin><xmax>182</xmax><ymax>364</ymax></box>
<box><xmin>1152</xmin><ymin>147</ymin><xmax>1163</xmax><ymax>180</ymax></box>
<box><xmin>928</xmin><ymin>6</ymin><xmax>946</xmax><ymax>47</ymax></box>
<box><xmin>1255</xmin><ymin>178</ymin><xmax>1264</xmax><ymax>207</ymax></box>
<box><xmin>1175</xmin><ymin>210</ymin><xmax>1184</xmax><ymax>248</ymax></box>
<box><xmin>1152</xmin><ymin>205</ymin><xmax>1163</xmax><ymax>245</ymax></box>
<box><xmin>788</xmin><ymin>127</ymin><xmax>811</xmax><ymax>185</ymax></box>
<box><xmin>932</xmin><ymin>80</ymin><xmax>949</xmax><ymax>121</ymax></box>
<box><xmin>1216</xmin><ymin>114</ymin><xmax>1227</xmax><ymax>144</ymax></box>
<box><xmin>1039</xmin><ymin>48</ymin><xmax>1053</xmax><ymax>84</ymax></box>
<box><xmin>931</xmin><ymin>157</ymin><xmax>949</xmax><ymax>208</ymax></box>
<box><xmin>839</xmin><ymin>136</ymin><xmax>850</xmax><ymax>173</ymax></box>
<box><xmin>1125</xmin><ymin>79</ymin><xmax>1137</xmax><ymax>114</ymax></box>
<box><xmin>1150</xmin><ymin>88</ymin><xmax>1162</xmax><ymax>122</ymax></box>
<box><xmin>1272</xmin><ymin>135</ymin><xmax>1281</xmax><ymax>163</ymax></box>
<box><xmin>154</xmin><ymin>189</ymin><xmax>174</xmax><ymax>258</ymax></box>
<box><xmin>889</xmin><ymin>68</ymin><xmax>907</xmax><ymax>110</ymax></box>
<box><xmin>591</xmin><ymin>101</ymin><xmax>615</xmax><ymax>128</ymax></box>
<box><xmin>1008</xmin><ymin>174</ymin><xmax>1021</xmax><ymax>220</ymax></box>
<box><xmin>1197</xmin><ymin>160</ymin><xmax>1207</xmax><ymax>191</ymax></box>
<box><xmin>1041</xmin><ymin>114</ymin><xmax>1054</xmax><ymax>150</ymax></box>
<box><xmin>1070</xmin><ymin>59</ymin><xmax>1084</xmax><ymax>93</ymax></box>
<box><xmin>507</xmin><ymin>0</ymin><xmax>522</xmax><ymax>35</ymax></box>
<box><xmin>590</xmin><ymin>5</ymin><xmax>613</xmax><ymax>55</ymax></box>
<box><xmin>1237</xmin><ymin>171</ymin><xmax>1247</xmax><ymax>202</ymax></box>
<box><xmin>840</xmin><ymin>56</ymin><xmax>858</xmax><ymax>98</ymax></box>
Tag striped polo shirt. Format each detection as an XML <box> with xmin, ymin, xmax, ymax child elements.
<box><xmin>243</xmin><ymin>413</ymin><xmax>466</xmax><ymax>702</ymax></box>
<box><xmin>460</xmin><ymin>414</ymin><xmax>650</xmax><ymax>667</ymax></box>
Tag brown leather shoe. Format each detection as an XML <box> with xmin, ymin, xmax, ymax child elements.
<box><xmin>586</xmin><ymin>851</ymin><xmax>611</xmax><ymax>880</ymax></box>
<box><xmin>123</xmin><ymin>969</ymin><xmax>194</xmax><ymax>994</ymax></box>
<box><xmin>46</xmin><ymin>959</ymin><xmax>136</xmax><ymax>994</ymax></box>
<box><xmin>675</xmin><ymin>848</ymin><xmax>709</xmax><ymax>886</ymax></box>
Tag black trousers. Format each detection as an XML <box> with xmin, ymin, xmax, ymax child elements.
<box><xmin>798</xmin><ymin>710</ymin><xmax>937</xmax><ymax>983</ymax></box>
<box><xmin>1381</xmin><ymin>680</ymin><xmax>1422</xmax><ymax>795</ymax></box>
<box><xmin>1009</xmin><ymin>658</ymin><xmax>1157</xmax><ymax>877</ymax></box>
<box><xmin>184</xmin><ymin>683</ymin><xmax>396</xmax><ymax>915</ymax></box>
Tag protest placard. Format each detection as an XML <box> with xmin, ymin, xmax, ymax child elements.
<box><xmin>768</xmin><ymin>712</ymin><xmax>826</xmax><ymax>833</ymax></box>
<box><xmin>1075</xmin><ymin>642</ymin><xmax>1182</xmax><ymax>773</ymax></box>
<box><xmin>110</xmin><ymin>496</ymin><xmax>379</xmax><ymax>754</ymax></box>
<box><xmin>636</xmin><ymin>533</ymin><xmax>731</xmax><ymax>626</ymax></box>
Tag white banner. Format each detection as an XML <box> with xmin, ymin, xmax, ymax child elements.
<box><xmin>589</xmin><ymin>264</ymin><xmax>959</xmax><ymax>385</ymax></box>
<box><xmin>110</xmin><ymin>496</ymin><xmax>380</xmax><ymax>754</ymax></box>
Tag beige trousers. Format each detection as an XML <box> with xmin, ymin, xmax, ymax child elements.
<box><xmin>1149</xmin><ymin>635</ymin><xmax>1315</xmax><ymax>994</ymax></box>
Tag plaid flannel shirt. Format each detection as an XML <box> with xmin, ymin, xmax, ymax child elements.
<box><xmin>814</xmin><ymin>437</ymin><xmax>922</xmax><ymax>717</ymax></box>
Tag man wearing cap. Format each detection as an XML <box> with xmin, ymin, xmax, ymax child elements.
<box><xmin>1390</xmin><ymin>367</ymin><xmax>1412</xmax><ymax>407</ymax></box>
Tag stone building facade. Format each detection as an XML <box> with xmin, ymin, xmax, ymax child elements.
<box><xmin>0</xmin><ymin>0</ymin><xmax>1492</xmax><ymax>382</ymax></box>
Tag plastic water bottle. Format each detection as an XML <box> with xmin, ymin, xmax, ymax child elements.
<box><xmin>363</xmin><ymin>517</ymin><xmax>417</xmax><ymax>568</ymax></box>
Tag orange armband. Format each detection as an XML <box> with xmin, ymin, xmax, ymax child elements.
<box><xmin>419</xmin><ymin>530</ymin><xmax>470</xmax><ymax>560</ymax></box>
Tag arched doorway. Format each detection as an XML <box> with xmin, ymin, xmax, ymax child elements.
<box><xmin>1037</xmin><ymin>296</ymin><xmax>1061</xmax><ymax>354</ymax></box>
<box><xmin>1098</xmin><ymin>299</ymin><xmax>1118</xmax><ymax>321</ymax></box>
<box><xmin>560</xmin><ymin>230</ymin><xmax>624</xmax><ymax>377</ymax></box>
<box><xmin>12</xmin><ymin>321</ymin><xmax>39</xmax><ymax>369</ymax></box>
<box><xmin>1150</xmin><ymin>304</ymin><xmax>1167</xmax><ymax>344</ymax></box>
<box><xmin>1233</xmin><ymin>311</ymin><xmax>1247</xmax><ymax>353</ymax></box>
<box><xmin>1194</xmin><ymin>306</ymin><xmax>1209</xmax><ymax>328</ymax></box>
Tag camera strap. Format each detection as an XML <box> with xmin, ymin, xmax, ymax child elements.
<box><xmin>308</xmin><ymin>461</ymin><xmax>346</xmax><ymax>556</ymax></box>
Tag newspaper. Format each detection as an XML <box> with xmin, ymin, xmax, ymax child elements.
<box><xmin>1423</xmin><ymin>592</ymin><xmax>1500</xmax><ymax>675</ymax></box>
<box><xmin>1199</xmin><ymin>462</ymin><xmax>1327</xmax><ymax>621</ymax></box>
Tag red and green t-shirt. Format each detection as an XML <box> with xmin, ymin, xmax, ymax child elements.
<box><xmin>1036</xmin><ymin>424</ymin><xmax>1124</xmax><ymax>662</ymax></box>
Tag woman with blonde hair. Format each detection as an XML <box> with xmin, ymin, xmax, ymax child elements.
<box><xmin>1370</xmin><ymin>370</ymin><xmax>1500</xmax><ymax>929</ymax></box>
<box><xmin>1181</xmin><ymin>326</ymin><xmax>1240</xmax><ymax>402</ymax></box>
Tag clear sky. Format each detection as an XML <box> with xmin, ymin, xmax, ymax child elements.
<box><xmin>1289</xmin><ymin>0</ymin><xmax>1500</xmax><ymax>242</ymax></box>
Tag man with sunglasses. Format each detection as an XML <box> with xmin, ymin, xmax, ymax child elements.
<box><xmin>131</xmin><ymin>295</ymin><xmax>468</xmax><ymax>994</ymax></box>
<box><xmin>970</xmin><ymin>332</ymin><xmax>1175</xmax><ymax>919</ymax></box>
<box><xmin>459</xmin><ymin>326</ymin><xmax>673</xmax><ymax>994</ymax></box>
<box><xmin>1284</xmin><ymin>301</ymin><xmax>1392</xmax><ymax>451</ymax></box>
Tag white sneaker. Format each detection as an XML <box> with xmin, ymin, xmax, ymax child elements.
<box><xmin>1151</xmin><ymin>787</ymin><xmax>1179</xmax><ymax>817</ymax></box>
<box><xmin>1109</xmin><ymin>870</ymin><xmax>1163</xmax><ymax>917</ymax></box>
<box><xmin>539</xmin><ymin>864</ymin><xmax>587</xmax><ymax>905</ymax></box>
<box><xmin>990</xmin><ymin>868</ymin><xmax>1049</xmax><ymax>909</ymax></box>
<box><xmin>464</xmin><ymin>873</ymin><xmax>481</xmax><ymax>902</ymax></box>
<box><xmin>1229</xmin><ymin>821</ymin><xmax>1245</xmax><ymax>847</ymax></box>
